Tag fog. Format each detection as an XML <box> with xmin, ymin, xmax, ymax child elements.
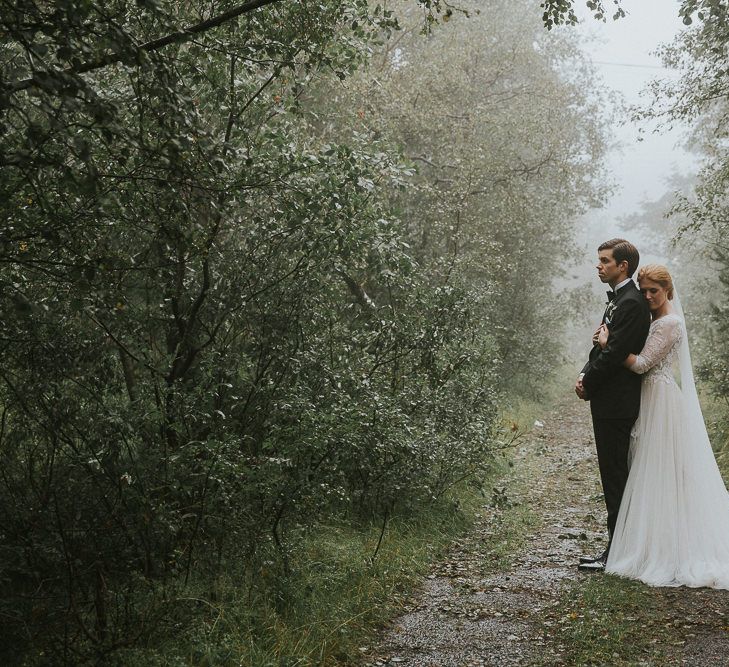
<box><xmin>558</xmin><ymin>1</ymin><xmax>699</xmax><ymax>361</ymax></box>
<box><xmin>578</xmin><ymin>2</ymin><xmax>694</xmax><ymax>212</ymax></box>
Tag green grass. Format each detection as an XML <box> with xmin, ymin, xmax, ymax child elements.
<box><xmin>18</xmin><ymin>400</ymin><xmax>544</xmax><ymax>666</ymax></box>
<box><xmin>481</xmin><ymin>501</ymin><xmax>540</xmax><ymax>574</ymax></box>
<box><xmin>106</xmin><ymin>485</ymin><xmax>488</xmax><ymax>666</ymax></box>
<box><xmin>100</xmin><ymin>448</ymin><xmax>543</xmax><ymax>667</ymax></box>
<box><xmin>539</xmin><ymin>574</ymin><xmax>671</xmax><ymax>667</ymax></box>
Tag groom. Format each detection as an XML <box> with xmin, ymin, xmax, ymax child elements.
<box><xmin>575</xmin><ymin>238</ymin><xmax>651</xmax><ymax>571</ymax></box>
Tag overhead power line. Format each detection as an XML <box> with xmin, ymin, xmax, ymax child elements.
<box><xmin>591</xmin><ymin>60</ymin><xmax>672</xmax><ymax>70</ymax></box>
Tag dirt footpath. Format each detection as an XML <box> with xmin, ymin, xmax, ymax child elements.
<box><xmin>361</xmin><ymin>396</ymin><xmax>729</xmax><ymax>666</ymax></box>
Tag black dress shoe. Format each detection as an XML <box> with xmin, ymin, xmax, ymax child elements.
<box><xmin>578</xmin><ymin>557</ymin><xmax>606</xmax><ymax>572</ymax></box>
<box><xmin>578</xmin><ymin>549</ymin><xmax>608</xmax><ymax>565</ymax></box>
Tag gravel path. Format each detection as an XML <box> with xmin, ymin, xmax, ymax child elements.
<box><xmin>361</xmin><ymin>395</ymin><xmax>729</xmax><ymax>666</ymax></box>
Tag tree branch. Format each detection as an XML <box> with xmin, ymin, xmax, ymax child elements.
<box><xmin>337</xmin><ymin>269</ymin><xmax>376</xmax><ymax>310</ymax></box>
<box><xmin>409</xmin><ymin>155</ymin><xmax>457</xmax><ymax>170</ymax></box>
<box><xmin>6</xmin><ymin>0</ymin><xmax>283</xmax><ymax>94</ymax></box>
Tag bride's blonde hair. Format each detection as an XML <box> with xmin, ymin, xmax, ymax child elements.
<box><xmin>637</xmin><ymin>264</ymin><xmax>674</xmax><ymax>300</ymax></box>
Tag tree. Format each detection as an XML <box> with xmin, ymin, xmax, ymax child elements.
<box><xmin>0</xmin><ymin>1</ymin><xmax>418</xmax><ymax>659</ymax></box>
<box><xmin>315</xmin><ymin>0</ymin><xmax>610</xmax><ymax>389</ymax></box>
<box><xmin>0</xmin><ymin>0</ymin><xmax>613</xmax><ymax>662</ymax></box>
<box><xmin>639</xmin><ymin>4</ymin><xmax>729</xmax><ymax>456</ymax></box>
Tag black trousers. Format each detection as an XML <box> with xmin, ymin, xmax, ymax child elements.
<box><xmin>592</xmin><ymin>417</ymin><xmax>636</xmax><ymax>549</ymax></box>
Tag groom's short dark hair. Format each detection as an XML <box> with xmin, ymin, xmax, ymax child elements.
<box><xmin>598</xmin><ymin>238</ymin><xmax>640</xmax><ymax>277</ymax></box>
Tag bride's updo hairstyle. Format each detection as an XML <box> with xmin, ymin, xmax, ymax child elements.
<box><xmin>637</xmin><ymin>264</ymin><xmax>674</xmax><ymax>300</ymax></box>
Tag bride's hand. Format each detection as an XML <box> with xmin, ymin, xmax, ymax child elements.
<box><xmin>597</xmin><ymin>324</ymin><xmax>609</xmax><ymax>349</ymax></box>
<box><xmin>591</xmin><ymin>325</ymin><xmax>602</xmax><ymax>346</ymax></box>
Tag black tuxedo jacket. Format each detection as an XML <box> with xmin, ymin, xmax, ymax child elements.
<box><xmin>581</xmin><ymin>281</ymin><xmax>651</xmax><ymax>420</ymax></box>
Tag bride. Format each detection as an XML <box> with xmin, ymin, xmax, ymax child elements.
<box><xmin>597</xmin><ymin>264</ymin><xmax>729</xmax><ymax>589</ymax></box>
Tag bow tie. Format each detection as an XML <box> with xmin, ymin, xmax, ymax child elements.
<box><xmin>606</xmin><ymin>290</ymin><xmax>615</xmax><ymax>301</ymax></box>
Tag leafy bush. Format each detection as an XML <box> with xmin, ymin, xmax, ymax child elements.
<box><xmin>0</xmin><ymin>0</ymin><xmax>608</xmax><ymax>662</ymax></box>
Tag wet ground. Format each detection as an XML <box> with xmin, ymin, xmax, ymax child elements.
<box><xmin>361</xmin><ymin>396</ymin><xmax>729</xmax><ymax>666</ymax></box>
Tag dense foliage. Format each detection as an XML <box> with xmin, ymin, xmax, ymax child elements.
<box><xmin>1</xmin><ymin>0</ymin><xmax>609</xmax><ymax>662</ymax></box>
<box><xmin>643</xmin><ymin>5</ymin><xmax>729</xmax><ymax>421</ymax></box>
<box><xmin>317</xmin><ymin>3</ymin><xmax>610</xmax><ymax>388</ymax></box>
<box><xmin>624</xmin><ymin>2</ymin><xmax>729</xmax><ymax>468</ymax></box>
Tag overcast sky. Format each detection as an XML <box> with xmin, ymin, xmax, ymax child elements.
<box><xmin>569</xmin><ymin>0</ymin><xmax>695</xmax><ymax>266</ymax></box>
<box><xmin>553</xmin><ymin>1</ymin><xmax>697</xmax><ymax>350</ymax></box>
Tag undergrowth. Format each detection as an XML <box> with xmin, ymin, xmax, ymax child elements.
<box><xmin>101</xmin><ymin>485</ymin><xmax>482</xmax><ymax>666</ymax></box>
<box><xmin>107</xmin><ymin>404</ymin><xmax>542</xmax><ymax>666</ymax></box>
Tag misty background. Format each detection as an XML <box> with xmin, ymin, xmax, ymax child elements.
<box><xmin>564</xmin><ymin>0</ymin><xmax>703</xmax><ymax>361</ymax></box>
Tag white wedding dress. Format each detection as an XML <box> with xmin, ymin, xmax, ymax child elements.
<box><xmin>605</xmin><ymin>308</ymin><xmax>729</xmax><ymax>589</ymax></box>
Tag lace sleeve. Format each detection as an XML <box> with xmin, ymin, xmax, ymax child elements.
<box><xmin>629</xmin><ymin>316</ymin><xmax>681</xmax><ymax>374</ymax></box>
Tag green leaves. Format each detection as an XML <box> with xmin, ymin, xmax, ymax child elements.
<box><xmin>541</xmin><ymin>0</ymin><xmax>627</xmax><ymax>28</ymax></box>
<box><xmin>0</xmin><ymin>0</ymin><xmax>614</xmax><ymax>662</ymax></box>
<box><xmin>678</xmin><ymin>0</ymin><xmax>729</xmax><ymax>25</ymax></box>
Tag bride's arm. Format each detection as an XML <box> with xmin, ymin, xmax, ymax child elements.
<box><xmin>582</xmin><ymin>298</ymin><xmax>651</xmax><ymax>392</ymax></box>
<box><xmin>627</xmin><ymin>318</ymin><xmax>680</xmax><ymax>375</ymax></box>
<box><xmin>598</xmin><ymin>325</ymin><xmax>637</xmax><ymax>368</ymax></box>
<box><xmin>595</xmin><ymin>324</ymin><xmax>660</xmax><ymax>373</ymax></box>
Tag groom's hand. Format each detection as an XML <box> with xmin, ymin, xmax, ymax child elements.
<box><xmin>575</xmin><ymin>375</ymin><xmax>587</xmax><ymax>400</ymax></box>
